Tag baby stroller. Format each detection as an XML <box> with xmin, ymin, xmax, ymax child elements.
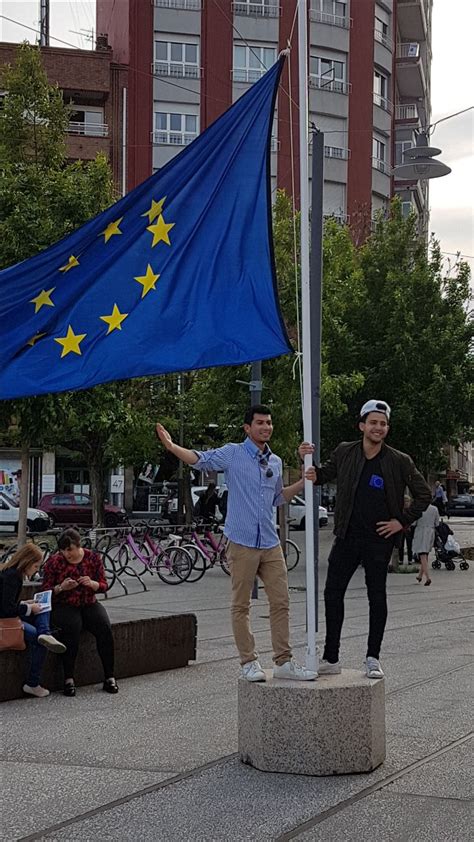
<box><xmin>432</xmin><ymin>522</ymin><xmax>469</xmax><ymax>571</ymax></box>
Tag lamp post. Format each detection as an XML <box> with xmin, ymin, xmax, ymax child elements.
<box><xmin>392</xmin><ymin>107</ymin><xmax>473</xmax><ymax>182</ymax></box>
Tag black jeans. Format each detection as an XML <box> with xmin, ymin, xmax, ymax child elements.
<box><xmin>52</xmin><ymin>602</ymin><xmax>115</xmax><ymax>680</ymax></box>
<box><xmin>323</xmin><ymin>534</ymin><xmax>393</xmax><ymax>662</ymax></box>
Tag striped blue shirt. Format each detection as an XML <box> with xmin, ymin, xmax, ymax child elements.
<box><xmin>193</xmin><ymin>437</ymin><xmax>285</xmax><ymax>549</ymax></box>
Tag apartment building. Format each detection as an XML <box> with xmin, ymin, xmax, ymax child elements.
<box><xmin>0</xmin><ymin>38</ymin><xmax>127</xmax><ymax>190</ymax></box>
<box><xmin>96</xmin><ymin>0</ymin><xmax>432</xmax><ymax>232</ymax></box>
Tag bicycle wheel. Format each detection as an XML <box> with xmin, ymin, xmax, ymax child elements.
<box><xmin>285</xmin><ymin>539</ymin><xmax>300</xmax><ymax>572</ymax></box>
<box><xmin>181</xmin><ymin>543</ymin><xmax>208</xmax><ymax>582</ymax></box>
<box><xmin>155</xmin><ymin>546</ymin><xmax>193</xmax><ymax>584</ymax></box>
<box><xmin>219</xmin><ymin>547</ymin><xmax>231</xmax><ymax>576</ymax></box>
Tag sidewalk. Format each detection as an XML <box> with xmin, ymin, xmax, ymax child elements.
<box><xmin>1</xmin><ymin>524</ymin><xmax>473</xmax><ymax>841</ymax></box>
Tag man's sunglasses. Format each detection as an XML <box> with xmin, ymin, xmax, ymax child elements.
<box><xmin>259</xmin><ymin>456</ymin><xmax>273</xmax><ymax>478</ymax></box>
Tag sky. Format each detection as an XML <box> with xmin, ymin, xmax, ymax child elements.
<box><xmin>0</xmin><ymin>0</ymin><xmax>473</xmax><ymax>278</ymax></box>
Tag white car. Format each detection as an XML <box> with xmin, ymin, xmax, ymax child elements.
<box><xmin>289</xmin><ymin>496</ymin><xmax>328</xmax><ymax>530</ymax></box>
<box><xmin>0</xmin><ymin>492</ymin><xmax>50</xmax><ymax>533</ymax></box>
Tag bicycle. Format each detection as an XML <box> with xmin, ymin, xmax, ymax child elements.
<box><xmin>177</xmin><ymin>521</ymin><xmax>230</xmax><ymax>582</ymax></box>
<box><xmin>108</xmin><ymin>526</ymin><xmax>193</xmax><ymax>585</ymax></box>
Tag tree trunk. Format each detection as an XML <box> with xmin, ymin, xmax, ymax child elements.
<box><xmin>17</xmin><ymin>440</ymin><xmax>30</xmax><ymax>547</ymax></box>
<box><xmin>88</xmin><ymin>459</ymin><xmax>105</xmax><ymax>528</ymax></box>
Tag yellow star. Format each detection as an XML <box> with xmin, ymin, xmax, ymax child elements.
<box><xmin>27</xmin><ymin>332</ymin><xmax>47</xmax><ymax>347</ymax></box>
<box><xmin>100</xmin><ymin>217</ymin><xmax>123</xmax><ymax>244</ymax></box>
<box><xmin>134</xmin><ymin>264</ymin><xmax>160</xmax><ymax>298</ymax></box>
<box><xmin>141</xmin><ymin>196</ymin><xmax>167</xmax><ymax>224</ymax></box>
<box><xmin>30</xmin><ymin>288</ymin><xmax>55</xmax><ymax>314</ymax></box>
<box><xmin>54</xmin><ymin>325</ymin><xmax>87</xmax><ymax>358</ymax></box>
<box><xmin>59</xmin><ymin>255</ymin><xmax>79</xmax><ymax>273</ymax></box>
<box><xmin>100</xmin><ymin>304</ymin><xmax>129</xmax><ymax>335</ymax></box>
<box><xmin>146</xmin><ymin>214</ymin><xmax>175</xmax><ymax>247</ymax></box>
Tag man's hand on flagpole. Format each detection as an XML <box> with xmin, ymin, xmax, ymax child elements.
<box><xmin>298</xmin><ymin>441</ymin><xmax>315</xmax><ymax>461</ymax></box>
<box><xmin>303</xmin><ymin>465</ymin><xmax>317</xmax><ymax>483</ymax></box>
<box><xmin>156</xmin><ymin>423</ymin><xmax>173</xmax><ymax>450</ymax></box>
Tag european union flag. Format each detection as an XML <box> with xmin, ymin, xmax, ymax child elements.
<box><xmin>0</xmin><ymin>58</ymin><xmax>291</xmax><ymax>399</ymax></box>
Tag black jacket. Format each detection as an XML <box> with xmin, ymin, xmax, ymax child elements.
<box><xmin>316</xmin><ymin>440</ymin><xmax>431</xmax><ymax>540</ymax></box>
<box><xmin>0</xmin><ymin>567</ymin><xmax>29</xmax><ymax>619</ymax></box>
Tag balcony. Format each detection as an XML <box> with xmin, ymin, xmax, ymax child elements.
<box><xmin>153</xmin><ymin>61</ymin><xmax>201</xmax><ymax>79</ymax></box>
<box><xmin>373</xmin><ymin>92</ymin><xmax>393</xmax><ymax>113</ymax></box>
<box><xmin>324</xmin><ymin>145</ymin><xmax>350</xmax><ymax>160</ymax></box>
<box><xmin>309</xmin><ymin>76</ymin><xmax>351</xmax><ymax>95</ymax></box>
<box><xmin>152</xmin><ymin>0</ymin><xmax>202</xmax><ymax>9</ymax></box>
<box><xmin>324</xmin><ymin>212</ymin><xmax>350</xmax><ymax>225</ymax></box>
<box><xmin>232</xmin><ymin>2</ymin><xmax>281</xmax><ymax>17</ymax></box>
<box><xmin>372</xmin><ymin>157</ymin><xmax>390</xmax><ymax>175</ymax></box>
<box><xmin>309</xmin><ymin>8</ymin><xmax>350</xmax><ymax>28</ymax></box>
<box><xmin>67</xmin><ymin>121</ymin><xmax>108</xmax><ymax>137</ymax></box>
<box><xmin>396</xmin><ymin>42</ymin><xmax>426</xmax><ymax>98</ymax></box>
<box><xmin>151</xmin><ymin>130</ymin><xmax>197</xmax><ymax>146</ymax></box>
<box><xmin>395</xmin><ymin>103</ymin><xmax>420</xmax><ymax>122</ymax></box>
<box><xmin>374</xmin><ymin>29</ymin><xmax>393</xmax><ymax>51</ymax></box>
<box><xmin>232</xmin><ymin>68</ymin><xmax>268</xmax><ymax>83</ymax></box>
<box><xmin>397</xmin><ymin>0</ymin><xmax>428</xmax><ymax>42</ymax></box>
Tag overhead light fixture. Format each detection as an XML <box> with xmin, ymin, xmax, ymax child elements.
<box><xmin>392</xmin><ymin>131</ymin><xmax>452</xmax><ymax>180</ymax></box>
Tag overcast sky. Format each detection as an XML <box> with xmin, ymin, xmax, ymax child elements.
<box><xmin>1</xmin><ymin>0</ymin><xmax>473</xmax><ymax>277</ymax></box>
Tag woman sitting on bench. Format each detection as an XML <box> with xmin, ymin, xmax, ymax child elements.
<box><xmin>0</xmin><ymin>544</ymin><xmax>66</xmax><ymax>698</ymax></box>
<box><xmin>42</xmin><ymin>528</ymin><xmax>118</xmax><ymax>697</ymax></box>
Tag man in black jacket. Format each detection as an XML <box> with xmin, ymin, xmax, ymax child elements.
<box><xmin>314</xmin><ymin>400</ymin><xmax>431</xmax><ymax>679</ymax></box>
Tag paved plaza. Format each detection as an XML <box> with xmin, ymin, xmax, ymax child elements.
<box><xmin>1</xmin><ymin>518</ymin><xmax>473</xmax><ymax>841</ymax></box>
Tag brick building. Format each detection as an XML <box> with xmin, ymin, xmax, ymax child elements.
<box><xmin>0</xmin><ymin>39</ymin><xmax>127</xmax><ymax>191</ymax></box>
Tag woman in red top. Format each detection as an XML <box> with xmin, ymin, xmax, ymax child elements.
<box><xmin>42</xmin><ymin>528</ymin><xmax>118</xmax><ymax>697</ymax></box>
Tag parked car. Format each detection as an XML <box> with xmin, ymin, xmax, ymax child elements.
<box><xmin>37</xmin><ymin>493</ymin><xmax>127</xmax><ymax>527</ymax></box>
<box><xmin>0</xmin><ymin>492</ymin><xmax>50</xmax><ymax>533</ymax></box>
<box><xmin>289</xmin><ymin>496</ymin><xmax>328</xmax><ymax>530</ymax></box>
<box><xmin>446</xmin><ymin>494</ymin><xmax>474</xmax><ymax>517</ymax></box>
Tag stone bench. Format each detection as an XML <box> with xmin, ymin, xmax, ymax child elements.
<box><xmin>0</xmin><ymin>614</ymin><xmax>197</xmax><ymax>702</ymax></box>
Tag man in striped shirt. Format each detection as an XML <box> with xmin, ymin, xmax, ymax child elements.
<box><xmin>156</xmin><ymin>405</ymin><xmax>317</xmax><ymax>682</ymax></box>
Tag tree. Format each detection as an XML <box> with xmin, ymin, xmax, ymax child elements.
<box><xmin>0</xmin><ymin>44</ymin><xmax>115</xmax><ymax>539</ymax></box>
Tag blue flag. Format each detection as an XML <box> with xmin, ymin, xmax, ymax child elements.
<box><xmin>0</xmin><ymin>58</ymin><xmax>291</xmax><ymax>399</ymax></box>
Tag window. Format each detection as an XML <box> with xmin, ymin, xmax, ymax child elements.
<box><xmin>374</xmin><ymin>17</ymin><xmax>391</xmax><ymax>49</ymax></box>
<box><xmin>310</xmin><ymin>56</ymin><xmax>348</xmax><ymax>93</ymax></box>
<box><xmin>68</xmin><ymin>107</ymin><xmax>107</xmax><ymax>137</ymax></box>
<box><xmin>233</xmin><ymin>0</ymin><xmax>280</xmax><ymax>16</ymax></box>
<box><xmin>395</xmin><ymin>139</ymin><xmax>415</xmax><ymax>165</ymax></box>
<box><xmin>52</xmin><ymin>495</ymin><xmax>73</xmax><ymax>505</ymax></box>
<box><xmin>373</xmin><ymin>70</ymin><xmax>391</xmax><ymax>110</ymax></box>
<box><xmin>311</xmin><ymin>0</ymin><xmax>347</xmax><ymax>24</ymax></box>
<box><xmin>74</xmin><ymin>495</ymin><xmax>90</xmax><ymax>505</ymax></box>
<box><xmin>372</xmin><ymin>137</ymin><xmax>389</xmax><ymax>173</ymax></box>
<box><xmin>153</xmin><ymin>112</ymin><xmax>199</xmax><ymax>145</ymax></box>
<box><xmin>233</xmin><ymin>44</ymin><xmax>277</xmax><ymax>83</ymax></box>
<box><xmin>154</xmin><ymin>40</ymin><xmax>200</xmax><ymax>78</ymax></box>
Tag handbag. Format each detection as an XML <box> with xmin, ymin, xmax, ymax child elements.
<box><xmin>0</xmin><ymin>617</ymin><xmax>26</xmax><ymax>651</ymax></box>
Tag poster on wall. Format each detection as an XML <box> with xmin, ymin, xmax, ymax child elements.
<box><xmin>0</xmin><ymin>466</ymin><xmax>20</xmax><ymax>501</ymax></box>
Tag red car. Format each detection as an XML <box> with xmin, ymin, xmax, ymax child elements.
<box><xmin>37</xmin><ymin>493</ymin><xmax>127</xmax><ymax>527</ymax></box>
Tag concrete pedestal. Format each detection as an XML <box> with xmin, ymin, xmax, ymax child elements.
<box><xmin>238</xmin><ymin>669</ymin><xmax>385</xmax><ymax>776</ymax></box>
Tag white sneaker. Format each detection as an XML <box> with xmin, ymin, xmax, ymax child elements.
<box><xmin>23</xmin><ymin>684</ymin><xmax>50</xmax><ymax>698</ymax></box>
<box><xmin>273</xmin><ymin>658</ymin><xmax>317</xmax><ymax>681</ymax></box>
<box><xmin>241</xmin><ymin>659</ymin><xmax>266</xmax><ymax>682</ymax></box>
<box><xmin>318</xmin><ymin>659</ymin><xmax>341</xmax><ymax>675</ymax></box>
<box><xmin>38</xmin><ymin>634</ymin><xmax>66</xmax><ymax>654</ymax></box>
<box><xmin>365</xmin><ymin>657</ymin><xmax>384</xmax><ymax>679</ymax></box>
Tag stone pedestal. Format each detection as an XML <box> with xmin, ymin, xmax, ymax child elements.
<box><xmin>238</xmin><ymin>669</ymin><xmax>385</xmax><ymax>776</ymax></box>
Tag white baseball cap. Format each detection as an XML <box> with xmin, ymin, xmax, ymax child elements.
<box><xmin>360</xmin><ymin>400</ymin><xmax>391</xmax><ymax>420</ymax></box>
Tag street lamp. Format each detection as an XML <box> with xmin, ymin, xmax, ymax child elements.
<box><xmin>392</xmin><ymin>131</ymin><xmax>451</xmax><ymax>180</ymax></box>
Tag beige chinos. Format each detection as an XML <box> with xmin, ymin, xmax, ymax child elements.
<box><xmin>227</xmin><ymin>540</ymin><xmax>292</xmax><ymax>666</ymax></box>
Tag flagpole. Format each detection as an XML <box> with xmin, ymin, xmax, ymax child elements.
<box><xmin>298</xmin><ymin>0</ymin><xmax>318</xmax><ymax>672</ymax></box>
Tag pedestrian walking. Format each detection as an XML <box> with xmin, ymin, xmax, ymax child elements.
<box><xmin>433</xmin><ymin>481</ymin><xmax>446</xmax><ymax>516</ymax></box>
<box><xmin>311</xmin><ymin>399</ymin><xmax>431</xmax><ymax>679</ymax></box>
<box><xmin>413</xmin><ymin>503</ymin><xmax>440</xmax><ymax>586</ymax></box>
<box><xmin>156</xmin><ymin>404</ymin><xmax>317</xmax><ymax>682</ymax></box>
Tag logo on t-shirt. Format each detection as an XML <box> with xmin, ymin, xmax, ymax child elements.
<box><xmin>369</xmin><ymin>474</ymin><xmax>384</xmax><ymax>490</ymax></box>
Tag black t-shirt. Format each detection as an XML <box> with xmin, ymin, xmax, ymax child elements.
<box><xmin>348</xmin><ymin>453</ymin><xmax>390</xmax><ymax>542</ymax></box>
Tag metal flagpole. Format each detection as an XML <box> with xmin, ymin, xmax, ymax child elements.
<box><xmin>297</xmin><ymin>0</ymin><xmax>318</xmax><ymax>672</ymax></box>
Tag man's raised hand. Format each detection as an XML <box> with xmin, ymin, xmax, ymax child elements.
<box><xmin>156</xmin><ymin>423</ymin><xmax>173</xmax><ymax>451</ymax></box>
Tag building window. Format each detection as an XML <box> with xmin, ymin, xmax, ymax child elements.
<box><xmin>374</xmin><ymin>17</ymin><xmax>392</xmax><ymax>50</ymax></box>
<box><xmin>154</xmin><ymin>40</ymin><xmax>200</xmax><ymax>78</ymax></box>
<box><xmin>233</xmin><ymin>44</ymin><xmax>277</xmax><ymax>83</ymax></box>
<box><xmin>373</xmin><ymin>70</ymin><xmax>391</xmax><ymax>111</ymax></box>
<box><xmin>68</xmin><ymin>107</ymin><xmax>108</xmax><ymax>137</ymax></box>
<box><xmin>372</xmin><ymin>136</ymin><xmax>389</xmax><ymax>174</ymax></box>
<box><xmin>395</xmin><ymin>139</ymin><xmax>415</xmax><ymax>165</ymax></box>
<box><xmin>310</xmin><ymin>0</ymin><xmax>348</xmax><ymax>26</ymax></box>
<box><xmin>310</xmin><ymin>56</ymin><xmax>349</xmax><ymax>94</ymax></box>
<box><xmin>232</xmin><ymin>0</ymin><xmax>280</xmax><ymax>17</ymax></box>
<box><xmin>153</xmin><ymin>111</ymin><xmax>199</xmax><ymax>145</ymax></box>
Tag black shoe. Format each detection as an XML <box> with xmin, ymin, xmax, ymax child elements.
<box><xmin>103</xmin><ymin>678</ymin><xmax>119</xmax><ymax>694</ymax></box>
<box><xmin>63</xmin><ymin>682</ymin><xmax>76</xmax><ymax>697</ymax></box>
